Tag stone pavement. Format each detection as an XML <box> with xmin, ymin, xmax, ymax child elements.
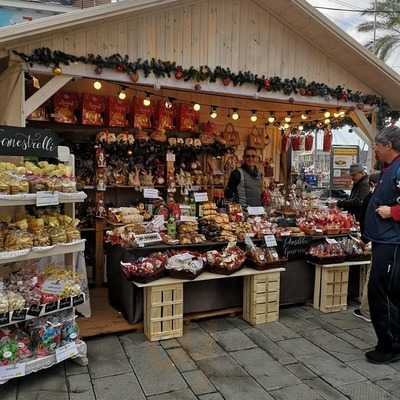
<box><xmin>2</xmin><ymin>305</ymin><xmax>400</xmax><ymax>400</ymax></box>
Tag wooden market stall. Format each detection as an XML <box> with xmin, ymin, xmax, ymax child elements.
<box><xmin>0</xmin><ymin>0</ymin><xmax>399</xmax><ymax>337</ymax></box>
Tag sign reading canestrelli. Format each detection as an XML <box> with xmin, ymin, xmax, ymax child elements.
<box><xmin>0</xmin><ymin>126</ymin><xmax>59</xmax><ymax>157</ymax></box>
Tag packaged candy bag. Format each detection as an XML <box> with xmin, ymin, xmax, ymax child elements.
<box><xmin>30</xmin><ymin>318</ymin><xmax>62</xmax><ymax>357</ymax></box>
<box><xmin>154</xmin><ymin>100</ymin><xmax>175</xmax><ymax>131</ymax></box>
<box><xmin>176</xmin><ymin>104</ymin><xmax>199</xmax><ymax>132</ymax></box>
<box><xmin>82</xmin><ymin>93</ymin><xmax>105</xmax><ymax>126</ymax></box>
<box><xmin>108</xmin><ymin>97</ymin><xmax>129</xmax><ymax>127</ymax></box>
<box><xmin>132</xmin><ymin>97</ymin><xmax>153</xmax><ymax>129</ymax></box>
<box><xmin>53</xmin><ymin>92</ymin><xmax>79</xmax><ymax>124</ymax></box>
<box><xmin>61</xmin><ymin>315</ymin><xmax>79</xmax><ymax>344</ymax></box>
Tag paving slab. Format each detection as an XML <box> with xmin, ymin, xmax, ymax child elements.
<box><xmin>335</xmin><ymin>331</ymin><xmax>373</xmax><ymax>351</ymax></box>
<box><xmin>125</xmin><ymin>343</ymin><xmax>187</xmax><ymax>396</ymax></box>
<box><xmin>67</xmin><ymin>373</ymin><xmax>96</xmax><ymax>400</ymax></box>
<box><xmin>167</xmin><ymin>347</ymin><xmax>197</xmax><ymax>372</ymax></box>
<box><xmin>376</xmin><ymin>376</ymin><xmax>400</xmax><ymax>396</ymax></box>
<box><xmin>18</xmin><ymin>365</ymin><xmax>67</xmax><ymax>393</ymax></box>
<box><xmin>346</xmin><ymin>328</ymin><xmax>377</xmax><ymax>347</ymax></box>
<box><xmin>160</xmin><ymin>339</ymin><xmax>181</xmax><ymax>349</ymax></box>
<box><xmin>304</xmin><ymin>378</ymin><xmax>350</xmax><ymax>400</ymax></box>
<box><xmin>119</xmin><ymin>332</ymin><xmax>159</xmax><ymax>348</ymax></box>
<box><xmin>92</xmin><ymin>373</ymin><xmax>145</xmax><ymax>400</ymax></box>
<box><xmin>230</xmin><ymin>348</ymin><xmax>300</xmax><ymax>390</ymax></box>
<box><xmin>226</xmin><ymin>316</ymin><xmax>252</xmax><ymax>330</ymax></box>
<box><xmin>0</xmin><ymin>381</ymin><xmax>17</xmax><ymax>400</ymax></box>
<box><xmin>147</xmin><ymin>389</ymin><xmax>197</xmax><ymax>400</ymax></box>
<box><xmin>302</xmin><ymin>328</ymin><xmax>365</xmax><ymax>362</ymax></box>
<box><xmin>65</xmin><ymin>359</ymin><xmax>89</xmax><ymax>376</ymax></box>
<box><xmin>321</xmin><ymin>313</ymin><xmax>367</xmax><ymax>331</ymax></box>
<box><xmin>183</xmin><ymin>369</ymin><xmax>215</xmax><ymax>395</ymax></box>
<box><xmin>199</xmin><ymin>317</ymin><xmax>235</xmax><ymax>333</ymax></box>
<box><xmin>286</xmin><ymin>363</ymin><xmax>317</xmax><ymax>380</ymax></box>
<box><xmin>210</xmin><ymin>328</ymin><xmax>256</xmax><ymax>352</ymax></box>
<box><xmin>197</xmin><ymin>355</ymin><xmax>247</xmax><ymax>378</ymax></box>
<box><xmin>198</xmin><ymin>393</ymin><xmax>224</xmax><ymax>400</ymax></box>
<box><xmin>18</xmin><ymin>391</ymin><xmax>69</xmax><ymax>400</ymax></box>
<box><xmin>339</xmin><ymin>381</ymin><xmax>396</xmax><ymax>400</ymax></box>
<box><xmin>346</xmin><ymin>359</ymin><xmax>398</xmax><ymax>381</ymax></box>
<box><xmin>279</xmin><ymin>315</ymin><xmax>322</xmax><ymax>335</ymax></box>
<box><xmin>269</xmin><ymin>383</ymin><xmax>323</xmax><ymax>400</ymax></box>
<box><xmin>256</xmin><ymin>321</ymin><xmax>300</xmax><ymax>342</ymax></box>
<box><xmin>243</xmin><ymin>328</ymin><xmax>296</xmax><ymax>365</ymax></box>
<box><xmin>178</xmin><ymin>327</ymin><xmax>225</xmax><ymax>361</ymax></box>
<box><xmin>278</xmin><ymin>338</ymin><xmax>325</xmax><ymax>359</ymax></box>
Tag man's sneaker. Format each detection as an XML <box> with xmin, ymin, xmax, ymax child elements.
<box><xmin>366</xmin><ymin>349</ymin><xmax>400</xmax><ymax>364</ymax></box>
<box><xmin>353</xmin><ymin>308</ymin><xmax>371</xmax><ymax>323</ymax></box>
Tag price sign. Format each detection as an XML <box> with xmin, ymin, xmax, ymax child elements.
<box><xmin>11</xmin><ymin>309</ymin><xmax>27</xmax><ymax>322</ymax></box>
<box><xmin>36</xmin><ymin>191</ymin><xmax>59</xmax><ymax>207</ymax></box>
<box><xmin>0</xmin><ymin>312</ymin><xmax>10</xmax><ymax>325</ymax></box>
<box><xmin>180</xmin><ymin>215</ymin><xmax>197</xmax><ymax>223</ymax></box>
<box><xmin>166</xmin><ymin>152</ymin><xmax>176</xmax><ymax>162</ymax></box>
<box><xmin>264</xmin><ymin>235</ymin><xmax>277</xmax><ymax>248</ymax></box>
<box><xmin>247</xmin><ymin>206</ymin><xmax>265</xmax><ymax>216</ymax></box>
<box><xmin>42</xmin><ymin>279</ymin><xmax>65</xmax><ymax>295</ymax></box>
<box><xmin>0</xmin><ymin>363</ymin><xmax>25</xmax><ymax>381</ymax></box>
<box><xmin>143</xmin><ymin>188</ymin><xmax>159</xmax><ymax>199</ymax></box>
<box><xmin>27</xmin><ymin>304</ymin><xmax>42</xmax><ymax>317</ymax></box>
<box><xmin>56</xmin><ymin>342</ymin><xmax>78</xmax><ymax>363</ymax></box>
<box><xmin>59</xmin><ymin>297</ymin><xmax>72</xmax><ymax>309</ymax></box>
<box><xmin>72</xmin><ymin>294</ymin><xmax>85</xmax><ymax>306</ymax></box>
<box><xmin>44</xmin><ymin>301</ymin><xmax>59</xmax><ymax>313</ymax></box>
<box><xmin>326</xmin><ymin>238</ymin><xmax>338</xmax><ymax>245</ymax></box>
<box><xmin>194</xmin><ymin>192</ymin><xmax>208</xmax><ymax>203</ymax></box>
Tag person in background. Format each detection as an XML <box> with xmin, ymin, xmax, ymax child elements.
<box><xmin>364</xmin><ymin>126</ymin><xmax>400</xmax><ymax>364</ymax></box>
<box><xmin>337</xmin><ymin>164</ymin><xmax>370</xmax><ymax>221</ymax></box>
<box><xmin>225</xmin><ymin>146</ymin><xmax>262</xmax><ymax>208</ymax></box>
<box><xmin>353</xmin><ymin>173</ymin><xmax>380</xmax><ymax>323</ymax></box>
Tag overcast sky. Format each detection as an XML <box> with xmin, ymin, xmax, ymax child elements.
<box><xmin>306</xmin><ymin>0</ymin><xmax>400</xmax><ymax>72</ymax></box>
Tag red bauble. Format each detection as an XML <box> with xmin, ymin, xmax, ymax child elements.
<box><xmin>116</xmin><ymin>64</ymin><xmax>125</xmax><ymax>72</ymax></box>
<box><xmin>263</xmin><ymin>79</ymin><xmax>271</xmax><ymax>89</ymax></box>
<box><xmin>175</xmin><ymin>66</ymin><xmax>183</xmax><ymax>80</ymax></box>
<box><xmin>94</xmin><ymin>66</ymin><xmax>103</xmax><ymax>75</ymax></box>
<box><xmin>223</xmin><ymin>78</ymin><xmax>230</xmax><ymax>86</ymax></box>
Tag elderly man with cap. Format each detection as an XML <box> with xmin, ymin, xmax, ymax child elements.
<box><xmin>336</xmin><ymin>163</ymin><xmax>370</xmax><ymax>222</ymax></box>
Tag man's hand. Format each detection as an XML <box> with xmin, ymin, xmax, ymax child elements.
<box><xmin>376</xmin><ymin>206</ymin><xmax>392</xmax><ymax>219</ymax></box>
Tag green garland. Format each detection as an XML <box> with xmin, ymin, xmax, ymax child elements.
<box><xmin>15</xmin><ymin>47</ymin><xmax>385</xmax><ymax>107</ymax></box>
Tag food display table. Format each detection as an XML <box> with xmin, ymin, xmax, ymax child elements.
<box><xmin>311</xmin><ymin>260</ymin><xmax>371</xmax><ymax>313</ymax></box>
<box><xmin>131</xmin><ymin>267</ymin><xmax>285</xmax><ymax>341</ymax></box>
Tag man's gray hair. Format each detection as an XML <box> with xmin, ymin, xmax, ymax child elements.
<box><xmin>375</xmin><ymin>126</ymin><xmax>400</xmax><ymax>152</ymax></box>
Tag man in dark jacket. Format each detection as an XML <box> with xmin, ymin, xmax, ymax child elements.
<box><xmin>364</xmin><ymin>126</ymin><xmax>400</xmax><ymax>364</ymax></box>
<box><xmin>337</xmin><ymin>164</ymin><xmax>370</xmax><ymax>221</ymax></box>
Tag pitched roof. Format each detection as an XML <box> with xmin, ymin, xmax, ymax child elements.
<box><xmin>0</xmin><ymin>0</ymin><xmax>399</xmax><ymax>109</ymax></box>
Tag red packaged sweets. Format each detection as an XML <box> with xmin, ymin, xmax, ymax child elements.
<box><xmin>53</xmin><ymin>92</ymin><xmax>79</xmax><ymax>124</ymax></box>
<box><xmin>108</xmin><ymin>97</ymin><xmax>129</xmax><ymax>127</ymax></box>
<box><xmin>132</xmin><ymin>96</ymin><xmax>153</xmax><ymax>129</ymax></box>
<box><xmin>154</xmin><ymin>100</ymin><xmax>175</xmax><ymax>131</ymax></box>
<box><xmin>305</xmin><ymin>133</ymin><xmax>314</xmax><ymax>151</ymax></box>
<box><xmin>323</xmin><ymin>128</ymin><xmax>333</xmax><ymax>152</ymax></box>
<box><xmin>82</xmin><ymin>93</ymin><xmax>105</xmax><ymax>126</ymax></box>
<box><xmin>176</xmin><ymin>103</ymin><xmax>199</xmax><ymax>132</ymax></box>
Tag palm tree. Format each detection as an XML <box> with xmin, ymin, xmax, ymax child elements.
<box><xmin>357</xmin><ymin>0</ymin><xmax>400</xmax><ymax>61</ymax></box>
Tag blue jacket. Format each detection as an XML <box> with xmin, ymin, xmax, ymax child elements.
<box><xmin>364</xmin><ymin>157</ymin><xmax>400</xmax><ymax>244</ymax></box>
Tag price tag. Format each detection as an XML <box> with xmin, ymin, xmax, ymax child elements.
<box><xmin>180</xmin><ymin>215</ymin><xmax>197</xmax><ymax>223</ymax></box>
<box><xmin>194</xmin><ymin>192</ymin><xmax>208</xmax><ymax>203</ymax></box>
<box><xmin>315</xmin><ymin>229</ymin><xmax>323</xmax><ymax>234</ymax></box>
<box><xmin>0</xmin><ymin>312</ymin><xmax>10</xmax><ymax>325</ymax></box>
<box><xmin>326</xmin><ymin>238</ymin><xmax>338</xmax><ymax>245</ymax></box>
<box><xmin>44</xmin><ymin>301</ymin><xmax>59</xmax><ymax>313</ymax></box>
<box><xmin>72</xmin><ymin>294</ymin><xmax>85</xmax><ymax>306</ymax></box>
<box><xmin>56</xmin><ymin>342</ymin><xmax>78</xmax><ymax>363</ymax></box>
<box><xmin>27</xmin><ymin>304</ymin><xmax>42</xmax><ymax>317</ymax></box>
<box><xmin>0</xmin><ymin>363</ymin><xmax>25</xmax><ymax>381</ymax></box>
<box><xmin>59</xmin><ymin>297</ymin><xmax>72</xmax><ymax>309</ymax></box>
<box><xmin>42</xmin><ymin>279</ymin><xmax>65</xmax><ymax>295</ymax></box>
<box><xmin>176</xmin><ymin>253</ymin><xmax>194</xmax><ymax>262</ymax></box>
<box><xmin>36</xmin><ymin>191</ymin><xmax>59</xmax><ymax>207</ymax></box>
<box><xmin>11</xmin><ymin>309</ymin><xmax>27</xmax><ymax>322</ymax></box>
<box><xmin>143</xmin><ymin>188</ymin><xmax>159</xmax><ymax>199</ymax></box>
<box><xmin>247</xmin><ymin>206</ymin><xmax>265</xmax><ymax>216</ymax></box>
<box><xmin>166</xmin><ymin>152</ymin><xmax>176</xmax><ymax>162</ymax></box>
<box><xmin>264</xmin><ymin>235</ymin><xmax>278</xmax><ymax>247</ymax></box>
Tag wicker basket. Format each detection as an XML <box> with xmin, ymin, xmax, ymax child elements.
<box><xmin>207</xmin><ymin>263</ymin><xmax>244</xmax><ymax>275</ymax></box>
<box><xmin>308</xmin><ymin>255</ymin><xmax>346</xmax><ymax>265</ymax></box>
<box><xmin>168</xmin><ymin>268</ymin><xmax>203</xmax><ymax>280</ymax></box>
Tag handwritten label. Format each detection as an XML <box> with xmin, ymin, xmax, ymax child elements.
<box><xmin>59</xmin><ymin>297</ymin><xmax>72</xmax><ymax>309</ymax></box>
<box><xmin>194</xmin><ymin>192</ymin><xmax>208</xmax><ymax>203</ymax></box>
<box><xmin>36</xmin><ymin>191</ymin><xmax>59</xmax><ymax>207</ymax></box>
<box><xmin>27</xmin><ymin>304</ymin><xmax>42</xmax><ymax>317</ymax></box>
<box><xmin>0</xmin><ymin>312</ymin><xmax>10</xmax><ymax>325</ymax></box>
<box><xmin>280</xmin><ymin>236</ymin><xmax>312</xmax><ymax>260</ymax></box>
<box><xmin>56</xmin><ymin>342</ymin><xmax>78</xmax><ymax>363</ymax></box>
<box><xmin>44</xmin><ymin>301</ymin><xmax>59</xmax><ymax>313</ymax></box>
<box><xmin>264</xmin><ymin>235</ymin><xmax>277</xmax><ymax>248</ymax></box>
<box><xmin>0</xmin><ymin>363</ymin><xmax>26</xmax><ymax>381</ymax></box>
<box><xmin>72</xmin><ymin>294</ymin><xmax>85</xmax><ymax>306</ymax></box>
<box><xmin>143</xmin><ymin>188</ymin><xmax>159</xmax><ymax>199</ymax></box>
<box><xmin>180</xmin><ymin>215</ymin><xmax>197</xmax><ymax>223</ymax></box>
<box><xmin>11</xmin><ymin>309</ymin><xmax>27</xmax><ymax>322</ymax></box>
<box><xmin>247</xmin><ymin>206</ymin><xmax>265</xmax><ymax>216</ymax></box>
<box><xmin>42</xmin><ymin>280</ymin><xmax>65</xmax><ymax>295</ymax></box>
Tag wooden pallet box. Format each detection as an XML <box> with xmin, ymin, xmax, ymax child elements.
<box><xmin>243</xmin><ymin>271</ymin><xmax>281</xmax><ymax>325</ymax></box>
<box><xmin>144</xmin><ymin>283</ymin><xmax>183</xmax><ymax>341</ymax></box>
<box><xmin>314</xmin><ymin>265</ymin><xmax>349</xmax><ymax>313</ymax></box>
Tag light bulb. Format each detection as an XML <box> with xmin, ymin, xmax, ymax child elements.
<box><xmin>93</xmin><ymin>81</ymin><xmax>102</xmax><ymax>90</ymax></box>
<box><xmin>301</xmin><ymin>113</ymin><xmax>308</xmax><ymax>120</ymax></box>
<box><xmin>340</xmin><ymin>111</ymin><xmax>346</xmax><ymax>117</ymax></box>
<box><xmin>143</xmin><ymin>94</ymin><xmax>151</xmax><ymax>107</ymax></box>
<box><xmin>210</xmin><ymin>106</ymin><xmax>218</xmax><ymax>119</ymax></box>
<box><xmin>268</xmin><ymin>115</ymin><xmax>275</xmax><ymax>124</ymax></box>
<box><xmin>118</xmin><ymin>89</ymin><xmax>127</xmax><ymax>100</ymax></box>
<box><xmin>324</xmin><ymin>118</ymin><xmax>331</xmax><ymax>125</ymax></box>
<box><xmin>232</xmin><ymin>109</ymin><xmax>240</xmax><ymax>121</ymax></box>
<box><xmin>193</xmin><ymin>103</ymin><xmax>201</xmax><ymax>111</ymax></box>
<box><xmin>298</xmin><ymin>125</ymin><xmax>304</xmax><ymax>131</ymax></box>
<box><xmin>250</xmin><ymin>111</ymin><xmax>257</xmax><ymax>123</ymax></box>
<box><xmin>285</xmin><ymin>115</ymin><xmax>291</xmax><ymax>123</ymax></box>
<box><xmin>283</xmin><ymin>123</ymin><xmax>290</xmax><ymax>129</ymax></box>
<box><xmin>333</xmin><ymin>111</ymin><xmax>340</xmax><ymax>118</ymax></box>
<box><xmin>165</xmin><ymin>98</ymin><xmax>173</xmax><ymax>109</ymax></box>
<box><xmin>324</xmin><ymin>111</ymin><xmax>331</xmax><ymax>118</ymax></box>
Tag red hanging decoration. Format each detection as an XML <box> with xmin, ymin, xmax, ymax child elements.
<box><xmin>305</xmin><ymin>134</ymin><xmax>314</xmax><ymax>151</ymax></box>
<box><xmin>291</xmin><ymin>134</ymin><xmax>301</xmax><ymax>151</ymax></box>
<box><xmin>323</xmin><ymin>128</ymin><xmax>333</xmax><ymax>152</ymax></box>
<box><xmin>175</xmin><ymin>66</ymin><xmax>183</xmax><ymax>80</ymax></box>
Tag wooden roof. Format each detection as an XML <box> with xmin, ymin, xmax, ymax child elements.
<box><xmin>0</xmin><ymin>0</ymin><xmax>399</xmax><ymax>109</ymax></box>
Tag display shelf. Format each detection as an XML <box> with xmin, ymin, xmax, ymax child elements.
<box><xmin>0</xmin><ymin>192</ymin><xmax>87</xmax><ymax>206</ymax></box>
<box><xmin>0</xmin><ymin>340</ymin><xmax>87</xmax><ymax>385</ymax></box>
<box><xmin>0</xmin><ymin>239</ymin><xmax>86</xmax><ymax>265</ymax></box>
<box><xmin>0</xmin><ymin>293</ymin><xmax>87</xmax><ymax>328</ymax></box>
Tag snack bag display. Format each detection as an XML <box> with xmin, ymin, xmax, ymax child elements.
<box><xmin>132</xmin><ymin>97</ymin><xmax>153</xmax><ymax>129</ymax></box>
<box><xmin>108</xmin><ymin>97</ymin><xmax>129</xmax><ymax>127</ymax></box>
<box><xmin>53</xmin><ymin>92</ymin><xmax>79</xmax><ymax>124</ymax></box>
<box><xmin>176</xmin><ymin>103</ymin><xmax>199</xmax><ymax>132</ymax></box>
<box><xmin>154</xmin><ymin>100</ymin><xmax>175</xmax><ymax>131</ymax></box>
<box><xmin>82</xmin><ymin>93</ymin><xmax>106</xmax><ymax>126</ymax></box>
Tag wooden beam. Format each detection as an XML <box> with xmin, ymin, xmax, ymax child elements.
<box><xmin>349</xmin><ymin>109</ymin><xmax>378</xmax><ymax>142</ymax></box>
<box><xmin>24</xmin><ymin>74</ymin><xmax>73</xmax><ymax>118</ymax></box>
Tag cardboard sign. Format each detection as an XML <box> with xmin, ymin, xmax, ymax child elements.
<box><xmin>0</xmin><ymin>363</ymin><xmax>26</xmax><ymax>381</ymax></box>
<box><xmin>180</xmin><ymin>215</ymin><xmax>197</xmax><ymax>223</ymax></box>
<box><xmin>143</xmin><ymin>188</ymin><xmax>159</xmax><ymax>199</ymax></box>
<box><xmin>27</xmin><ymin>304</ymin><xmax>42</xmax><ymax>317</ymax></box>
<box><xmin>42</xmin><ymin>279</ymin><xmax>65</xmax><ymax>295</ymax></box>
<box><xmin>36</xmin><ymin>191</ymin><xmax>59</xmax><ymax>207</ymax></box>
<box><xmin>247</xmin><ymin>206</ymin><xmax>265</xmax><ymax>216</ymax></box>
<box><xmin>56</xmin><ymin>342</ymin><xmax>78</xmax><ymax>363</ymax></box>
<box><xmin>194</xmin><ymin>192</ymin><xmax>208</xmax><ymax>203</ymax></box>
<box><xmin>11</xmin><ymin>309</ymin><xmax>27</xmax><ymax>322</ymax></box>
<box><xmin>264</xmin><ymin>235</ymin><xmax>278</xmax><ymax>248</ymax></box>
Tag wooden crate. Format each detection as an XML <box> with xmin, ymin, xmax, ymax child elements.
<box><xmin>358</xmin><ymin>264</ymin><xmax>370</xmax><ymax>302</ymax></box>
<box><xmin>144</xmin><ymin>283</ymin><xmax>183</xmax><ymax>341</ymax></box>
<box><xmin>314</xmin><ymin>265</ymin><xmax>349</xmax><ymax>313</ymax></box>
<box><xmin>243</xmin><ymin>271</ymin><xmax>281</xmax><ymax>325</ymax></box>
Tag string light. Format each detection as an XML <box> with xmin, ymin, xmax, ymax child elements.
<box><xmin>250</xmin><ymin>110</ymin><xmax>258</xmax><ymax>123</ymax></box>
<box><xmin>298</xmin><ymin>125</ymin><xmax>304</xmax><ymax>131</ymax></box>
<box><xmin>333</xmin><ymin>110</ymin><xmax>341</xmax><ymax>118</ymax></box>
<box><xmin>165</xmin><ymin>98</ymin><xmax>173</xmax><ymax>109</ymax></box>
<box><xmin>93</xmin><ymin>81</ymin><xmax>102</xmax><ymax>90</ymax></box>
<box><xmin>210</xmin><ymin>106</ymin><xmax>218</xmax><ymax>119</ymax></box>
<box><xmin>283</xmin><ymin>123</ymin><xmax>290</xmax><ymax>129</ymax></box>
<box><xmin>118</xmin><ymin>88</ymin><xmax>127</xmax><ymax>100</ymax></box>
<box><xmin>301</xmin><ymin>112</ymin><xmax>308</xmax><ymax>120</ymax></box>
<box><xmin>340</xmin><ymin>110</ymin><xmax>346</xmax><ymax>117</ymax></box>
<box><xmin>193</xmin><ymin>102</ymin><xmax>201</xmax><ymax>111</ymax></box>
<box><xmin>324</xmin><ymin>118</ymin><xmax>331</xmax><ymax>125</ymax></box>
<box><xmin>324</xmin><ymin>111</ymin><xmax>331</xmax><ymax>118</ymax></box>
<box><xmin>285</xmin><ymin>113</ymin><xmax>292</xmax><ymax>123</ymax></box>
<box><xmin>232</xmin><ymin>109</ymin><xmax>240</xmax><ymax>121</ymax></box>
<box><xmin>143</xmin><ymin>93</ymin><xmax>151</xmax><ymax>106</ymax></box>
<box><xmin>268</xmin><ymin>113</ymin><xmax>276</xmax><ymax>124</ymax></box>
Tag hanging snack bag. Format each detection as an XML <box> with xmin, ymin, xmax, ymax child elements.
<box><xmin>53</xmin><ymin>92</ymin><xmax>79</xmax><ymax>124</ymax></box>
<box><xmin>108</xmin><ymin>96</ymin><xmax>129</xmax><ymax>127</ymax></box>
<box><xmin>132</xmin><ymin>96</ymin><xmax>153</xmax><ymax>129</ymax></box>
<box><xmin>305</xmin><ymin>133</ymin><xmax>314</xmax><ymax>151</ymax></box>
<box><xmin>82</xmin><ymin>93</ymin><xmax>105</xmax><ymax>126</ymax></box>
<box><xmin>154</xmin><ymin>100</ymin><xmax>175</xmax><ymax>131</ymax></box>
<box><xmin>323</xmin><ymin>128</ymin><xmax>333</xmax><ymax>152</ymax></box>
<box><xmin>176</xmin><ymin>103</ymin><xmax>199</xmax><ymax>132</ymax></box>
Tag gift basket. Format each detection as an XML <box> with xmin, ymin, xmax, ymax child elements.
<box><xmin>206</xmin><ymin>245</ymin><xmax>246</xmax><ymax>275</ymax></box>
<box><xmin>245</xmin><ymin>236</ymin><xmax>284</xmax><ymax>270</ymax></box>
<box><xmin>307</xmin><ymin>242</ymin><xmax>346</xmax><ymax>264</ymax></box>
<box><xmin>121</xmin><ymin>252</ymin><xmax>167</xmax><ymax>283</ymax></box>
<box><xmin>166</xmin><ymin>252</ymin><xmax>204</xmax><ymax>280</ymax></box>
<box><xmin>339</xmin><ymin>237</ymin><xmax>371</xmax><ymax>261</ymax></box>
